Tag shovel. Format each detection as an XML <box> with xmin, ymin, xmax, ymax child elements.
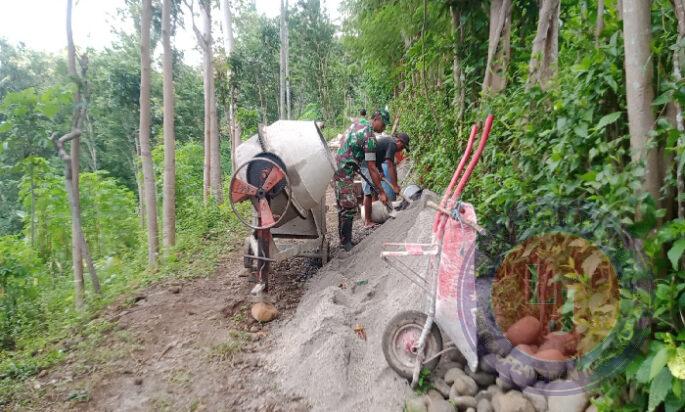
<box><xmin>352</xmin><ymin>164</ymin><xmax>400</xmax><ymax>217</ymax></box>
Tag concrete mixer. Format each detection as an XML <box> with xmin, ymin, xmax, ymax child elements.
<box><xmin>229</xmin><ymin>120</ymin><xmax>334</xmax><ymax>295</ymax></box>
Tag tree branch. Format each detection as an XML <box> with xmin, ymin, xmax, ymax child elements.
<box><xmin>184</xmin><ymin>0</ymin><xmax>207</xmax><ymax>49</ymax></box>
<box><xmin>51</xmin><ymin>130</ymin><xmax>82</xmax><ymax>162</ymax></box>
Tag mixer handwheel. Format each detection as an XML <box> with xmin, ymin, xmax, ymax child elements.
<box><xmin>229</xmin><ymin>155</ymin><xmax>292</xmax><ymax>231</ymax></box>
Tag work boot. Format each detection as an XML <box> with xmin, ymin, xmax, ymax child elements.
<box><xmin>341</xmin><ymin>217</ymin><xmax>353</xmax><ymax>251</ymax></box>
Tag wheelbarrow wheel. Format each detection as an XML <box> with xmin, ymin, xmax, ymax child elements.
<box><xmin>382</xmin><ymin>310</ymin><xmax>443</xmax><ymax>380</ymax></box>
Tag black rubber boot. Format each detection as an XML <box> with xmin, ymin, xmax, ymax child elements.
<box><xmin>341</xmin><ymin>217</ymin><xmax>354</xmax><ymax>251</ymax></box>
<box><xmin>338</xmin><ymin>212</ymin><xmax>344</xmax><ymax>243</ymax></box>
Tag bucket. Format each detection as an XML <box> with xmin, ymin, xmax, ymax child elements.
<box><xmin>360</xmin><ymin>200</ymin><xmax>393</xmax><ymax>224</ymax></box>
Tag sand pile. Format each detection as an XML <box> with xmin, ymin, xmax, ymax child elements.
<box><xmin>267</xmin><ymin>195</ymin><xmax>438</xmax><ymax>411</ymax></box>
<box><xmin>266</xmin><ymin>189</ymin><xmax>593</xmax><ymax>412</ymax></box>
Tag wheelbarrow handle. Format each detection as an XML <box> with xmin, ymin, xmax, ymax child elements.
<box><xmin>426</xmin><ymin>200</ymin><xmax>486</xmax><ymax>235</ymax></box>
<box><xmin>449</xmin><ymin>114</ymin><xmax>494</xmax><ymax>207</ymax></box>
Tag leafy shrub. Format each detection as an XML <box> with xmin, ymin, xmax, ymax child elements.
<box><xmin>0</xmin><ymin>236</ymin><xmax>41</xmax><ymax>350</ymax></box>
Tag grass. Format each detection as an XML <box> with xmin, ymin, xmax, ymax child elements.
<box><xmin>168</xmin><ymin>368</ymin><xmax>193</xmax><ymax>386</ymax></box>
<box><xmin>231</xmin><ymin>310</ymin><xmax>247</xmax><ymax>323</ymax></box>
<box><xmin>209</xmin><ymin>330</ymin><xmax>250</xmax><ymax>363</ymax></box>
<box><xmin>0</xmin><ymin>205</ymin><xmax>248</xmax><ymax>407</ymax></box>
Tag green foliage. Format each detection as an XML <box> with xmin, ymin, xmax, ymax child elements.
<box><xmin>347</xmin><ymin>0</ymin><xmax>684</xmax><ymax>410</ymax></box>
<box><xmin>0</xmin><ymin>236</ymin><xmax>40</xmax><ymax>350</ymax></box>
<box><xmin>414</xmin><ymin>367</ymin><xmax>431</xmax><ymax>394</ymax></box>
<box><xmin>0</xmin><ymin>137</ymin><xmax>246</xmax><ymax>405</ymax></box>
<box><xmin>0</xmin><ymin>84</ymin><xmax>72</xmax><ymax>236</ymax></box>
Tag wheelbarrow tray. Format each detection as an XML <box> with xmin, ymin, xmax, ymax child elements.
<box><xmin>434</xmin><ymin>202</ymin><xmax>479</xmax><ymax>371</ymax></box>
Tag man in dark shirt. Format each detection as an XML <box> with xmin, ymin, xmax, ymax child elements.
<box><xmin>360</xmin><ymin>132</ymin><xmax>410</xmax><ymax>227</ymax></box>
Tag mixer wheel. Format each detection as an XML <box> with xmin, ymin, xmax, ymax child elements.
<box><xmin>229</xmin><ymin>155</ymin><xmax>292</xmax><ymax>231</ymax></box>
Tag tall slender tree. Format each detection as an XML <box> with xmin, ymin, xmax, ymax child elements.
<box><xmin>595</xmin><ymin>0</ymin><xmax>605</xmax><ymax>44</ymax></box>
<box><xmin>527</xmin><ymin>0</ymin><xmax>560</xmax><ymax>89</ymax></box>
<box><xmin>188</xmin><ymin>0</ymin><xmax>222</xmax><ymax>203</ymax></box>
<box><xmin>450</xmin><ymin>2</ymin><xmax>464</xmax><ymax>118</ymax></box>
<box><xmin>622</xmin><ymin>0</ymin><xmax>660</xmax><ymax>203</ymax></box>
<box><xmin>60</xmin><ymin>0</ymin><xmax>100</xmax><ymax>308</ymax></box>
<box><xmin>66</xmin><ymin>0</ymin><xmax>83</xmax><ymax>305</ymax></box>
<box><xmin>673</xmin><ymin>0</ymin><xmax>685</xmax><ymax>218</ymax></box>
<box><xmin>285</xmin><ymin>0</ymin><xmax>291</xmax><ymax>120</ymax></box>
<box><xmin>162</xmin><ymin>0</ymin><xmax>176</xmax><ymax>248</ymax></box>
<box><xmin>482</xmin><ymin>0</ymin><xmax>512</xmax><ymax>94</ymax></box>
<box><xmin>279</xmin><ymin>0</ymin><xmax>288</xmax><ymax>120</ymax></box>
<box><xmin>220</xmin><ymin>0</ymin><xmax>239</xmax><ymax>173</ymax></box>
<box><xmin>139</xmin><ymin>0</ymin><xmax>159</xmax><ymax>267</ymax></box>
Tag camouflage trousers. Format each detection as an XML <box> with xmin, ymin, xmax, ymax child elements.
<box><xmin>334</xmin><ymin>168</ymin><xmax>357</xmax><ymax>221</ymax></box>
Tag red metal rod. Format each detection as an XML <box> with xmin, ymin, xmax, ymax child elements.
<box><xmin>433</xmin><ymin>123</ymin><xmax>478</xmax><ymax>232</ymax></box>
<box><xmin>448</xmin><ymin>114</ymin><xmax>494</xmax><ymax>208</ymax></box>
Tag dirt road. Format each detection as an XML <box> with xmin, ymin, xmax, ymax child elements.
<box><xmin>27</xmin><ymin>186</ymin><xmax>377</xmax><ymax>411</ymax></box>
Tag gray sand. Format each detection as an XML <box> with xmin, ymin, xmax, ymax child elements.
<box><xmin>267</xmin><ymin>197</ymin><xmax>439</xmax><ymax>411</ymax></box>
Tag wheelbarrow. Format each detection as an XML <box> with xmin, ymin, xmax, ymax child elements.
<box><xmin>380</xmin><ymin>115</ymin><xmax>494</xmax><ymax>387</ymax></box>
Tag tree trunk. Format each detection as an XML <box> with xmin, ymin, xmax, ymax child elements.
<box><xmin>66</xmin><ymin>0</ymin><xmax>83</xmax><ymax>306</ymax></box>
<box><xmin>623</xmin><ymin>0</ymin><xmax>660</xmax><ymax>203</ymax></box>
<box><xmin>672</xmin><ymin>0</ymin><xmax>685</xmax><ymax>218</ymax></box>
<box><xmin>450</xmin><ymin>3</ymin><xmax>464</xmax><ymax>119</ymax></box>
<box><xmin>285</xmin><ymin>0</ymin><xmax>291</xmax><ymax>120</ymax></box>
<box><xmin>162</xmin><ymin>0</ymin><xmax>176</xmax><ymax>248</ymax></box>
<box><xmin>279</xmin><ymin>0</ymin><xmax>287</xmax><ymax>120</ymax></box>
<box><xmin>201</xmin><ymin>1</ymin><xmax>222</xmax><ymax>204</ymax></box>
<box><xmin>203</xmin><ymin>57</ymin><xmax>211</xmax><ymax>203</ymax></box>
<box><xmin>80</xmin><ymin>230</ymin><xmax>99</xmax><ymax>293</ymax></box>
<box><xmin>595</xmin><ymin>0</ymin><xmax>605</xmax><ymax>44</ymax></box>
<box><xmin>617</xmin><ymin>0</ymin><xmax>623</xmax><ymax>20</ymax></box>
<box><xmin>132</xmin><ymin>140</ymin><xmax>146</xmax><ymax>230</ymax></box>
<box><xmin>483</xmin><ymin>0</ymin><xmax>513</xmax><ymax>94</ymax></box>
<box><xmin>220</xmin><ymin>0</ymin><xmax>240</xmax><ymax>173</ymax></box>
<box><xmin>30</xmin><ymin>163</ymin><xmax>36</xmax><ymax>247</ymax></box>
<box><xmin>527</xmin><ymin>0</ymin><xmax>561</xmax><ymax>89</ymax></box>
<box><xmin>220</xmin><ymin>0</ymin><xmax>235</xmax><ymax>53</ymax></box>
<box><xmin>139</xmin><ymin>0</ymin><xmax>159</xmax><ymax>268</ymax></box>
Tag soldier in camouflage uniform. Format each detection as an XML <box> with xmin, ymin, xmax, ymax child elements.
<box><xmin>334</xmin><ymin>110</ymin><xmax>390</xmax><ymax>251</ymax></box>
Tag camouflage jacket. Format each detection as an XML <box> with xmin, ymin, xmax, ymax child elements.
<box><xmin>335</xmin><ymin>122</ymin><xmax>378</xmax><ymax>177</ymax></box>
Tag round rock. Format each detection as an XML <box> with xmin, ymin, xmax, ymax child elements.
<box><xmin>477</xmin><ymin>398</ymin><xmax>494</xmax><ymax>412</ymax></box>
<box><xmin>480</xmin><ymin>354</ymin><xmax>499</xmax><ymax>374</ymax></box>
<box><xmin>475</xmin><ymin>390</ymin><xmax>491</xmax><ymax>402</ymax></box>
<box><xmin>450</xmin><ymin>396</ymin><xmax>477</xmax><ymax>410</ymax></box>
<box><xmin>485</xmin><ymin>337</ymin><xmax>513</xmax><ymax>357</ymax></box>
<box><xmin>495</xmin><ymin>377</ymin><xmax>513</xmax><ymax>391</ymax></box>
<box><xmin>250</xmin><ymin>302</ymin><xmax>278</xmax><ymax>322</ymax></box>
<box><xmin>427</xmin><ymin>397</ymin><xmax>456</xmax><ymax>412</ymax></box>
<box><xmin>433</xmin><ymin>377</ymin><xmax>451</xmax><ymax>398</ymax></box>
<box><xmin>445</xmin><ymin>367</ymin><xmax>466</xmax><ymax>385</ymax></box>
<box><xmin>522</xmin><ymin>387</ymin><xmax>547</xmax><ymax>412</ymax></box>
<box><xmin>450</xmin><ymin>374</ymin><xmax>478</xmax><ymax>397</ymax></box>
<box><xmin>428</xmin><ymin>389</ymin><xmax>445</xmax><ymax>401</ymax></box>
<box><xmin>467</xmin><ymin>369</ymin><xmax>496</xmax><ymax>387</ymax></box>
<box><xmin>405</xmin><ymin>396</ymin><xmax>429</xmax><ymax>412</ymax></box>
<box><xmin>491</xmin><ymin>390</ymin><xmax>536</xmax><ymax>412</ymax></box>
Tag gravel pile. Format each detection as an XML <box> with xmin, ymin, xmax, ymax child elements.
<box><xmin>267</xmin><ymin>194</ymin><xmax>438</xmax><ymax>411</ymax></box>
<box><xmin>266</xmin><ymin>185</ymin><xmax>594</xmax><ymax>412</ymax></box>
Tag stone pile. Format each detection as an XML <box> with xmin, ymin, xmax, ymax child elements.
<box><xmin>405</xmin><ymin>281</ymin><xmax>595</xmax><ymax>412</ymax></box>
